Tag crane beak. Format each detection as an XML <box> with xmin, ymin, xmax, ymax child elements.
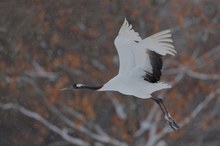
<box><xmin>60</xmin><ymin>86</ymin><xmax>73</xmax><ymax>91</ymax></box>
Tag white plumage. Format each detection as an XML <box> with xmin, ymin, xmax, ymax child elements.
<box><xmin>62</xmin><ymin>18</ymin><xmax>179</xmax><ymax>130</ymax></box>
<box><xmin>98</xmin><ymin>18</ymin><xmax>176</xmax><ymax>99</ymax></box>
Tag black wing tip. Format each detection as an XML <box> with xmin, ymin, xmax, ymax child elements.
<box><xmin>144</xmin><ymin>72</ymin><xmax>160</xmax><ymax>83</ymax></box>
<box><xmin>144</xmin><ymin>50</ymin><xmax>163</xmax><ymax>83</ymax></box>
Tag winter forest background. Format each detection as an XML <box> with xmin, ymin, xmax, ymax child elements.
<box><xmin>0</xmin><ymin>0</ymin><xmax>220</xmax><ymax>146</ymax></box>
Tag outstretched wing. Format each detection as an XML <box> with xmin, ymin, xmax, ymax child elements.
<box><xmin>114</xmin><ymin>18</ymin><xmax>142</xmax><ymax>74</ymax></box>
<box><xmin>134</xmin><ymin>29</ymin><xmax>176</xmax><ymax>82</ymax></box>
<box><xmin>118</xmin><ymin>18</ymin><xmax>142</xmax><ymax>42</ymax></box>
<box><xmin>139</xmin><ymin>30</ymin><xmax>176</xmax><ymax>56</ymax></box>
<box><xmin>114</xmin><ymin>19</ymin><xmax>176</xmax><ymax>82</ymax></box>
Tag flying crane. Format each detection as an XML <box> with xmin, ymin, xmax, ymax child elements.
<box><xmin>62</xmin><ymin>18</ymin><xmax>179</xmax><ymax>130</ymax></box>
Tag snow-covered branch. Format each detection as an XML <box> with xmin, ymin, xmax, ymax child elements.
<box><xmin>134</xmin><ymin>104</ymin><xmax>158</xmax><ymax>137</ymax></box>
<box><xmin>107</xmin><ymin>92</ymin><xmax>127</xmax><ymax>120</ymax></box>
<box><xmin>25</xmin><ymin>61</ymin><xmax>59</xmax><ymax>81</ymax></box>
<box><xmin>185</xmin><ymin>69</ymin><xmax>220</xmax><ymax>80</ymax></box>
<box><xmin>0</xmin><ymin>102</ymin><xmax>89</xmax><ymax>146</ymax></box>
<box><xmin>43</xmin><ymin>104</ymin><xmax>128</xmax><ymax>146</ymax></box>
<box><xmin>166</xmin><ymin>65</ymin><xmax>220</xmax><ymax>81</ymax></box>
<box><xmin>179</xmin><ymin>88</ymin><xmax>220</xmax><ymax>127</ymax></box>
<box><xmin>140</xmin><ymin>89</ymin><xmax>219</xmax><ymax>146</ymax></box>
<box><xmin>9</xmin><ymin>76</ymin><xmax>127</xmax><ymax>146</ymax></box>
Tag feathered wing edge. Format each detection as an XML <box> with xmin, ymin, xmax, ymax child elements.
<box><xmin>118</xmin><ymin>18</ymin><xmax>142</xmax><ymax>42</ymax></box>
<box><xmin>140</xmin><ymin>30</ymin><xmax>177</xmax><ymax>83</ymax></box>
<box><xmin>144</xmin><ymin>50</ymin><xmax>163</xmax><ymax>83</ymax></box>
<box><xmin>140</xmin><ymin>29</ymin><xmax>177</xmax><ymax>56</ymax></box>
<box><xmin>117</xmin><ymin>19</ymin><xmax>176</xmax><ymax>85</ymax></box>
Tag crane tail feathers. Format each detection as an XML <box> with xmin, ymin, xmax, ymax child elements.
<box><xmin>156</xmin><ymin>82</ymin><xmax>172</xmax><ymax>90</ymax></box>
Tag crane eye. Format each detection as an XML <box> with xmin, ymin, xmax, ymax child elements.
<box><xmin>134</xmin><ymin>40</ymin><xmax>139</xmax><ymax>43</ymax></box>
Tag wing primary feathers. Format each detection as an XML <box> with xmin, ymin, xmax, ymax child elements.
<box><xmin>139</xmin><ymin>29</ymin><xmax>176</xmax><ymax>56</ymax></box>
<box><xmin>144</xmin><ymin>50</ymin><xmax>163</xmax><ymax>83</ymax></box>
<box><xmin>118</xmin><ymin>18</ymin><xmax>142</xmax><ymax>42</ymax></box>
<box><xmin>150</xmin><ymin>29</ymin><xmax>171</xmax><ymax>38</ymax></box>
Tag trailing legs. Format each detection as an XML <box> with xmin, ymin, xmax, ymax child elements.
<box><xmin>151</xmin><ymin>96</ymin><xmax>179</xmax><ymax>131</ymax></box>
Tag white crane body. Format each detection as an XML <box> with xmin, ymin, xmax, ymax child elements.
<box><xmin>97</xmin><ymin>19</ymin><xmax>175</xmax><ymax>99</ymax></box>
<box><xmin>62</xmin><ymin>18</ymin><xmax>179</xmax><ymax>130</ymax></box>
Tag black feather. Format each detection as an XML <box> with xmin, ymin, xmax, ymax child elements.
<box><xmin>144</xmin><ymin>50</ymin><xmax>163</xmax><ymax>83</ymax></box>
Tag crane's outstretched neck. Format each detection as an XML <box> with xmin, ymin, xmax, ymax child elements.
<box><xmin>73</xmin><ymin>83</ymin><xmax>103</xmax><ymax>90</ymax></box>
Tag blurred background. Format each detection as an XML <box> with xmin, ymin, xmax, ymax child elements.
<box><xmin>0</xmin><ymin>0</ymin><xmax>220</xmax><ymax>146</ymax></box>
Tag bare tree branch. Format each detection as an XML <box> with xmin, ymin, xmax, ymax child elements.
<box><xmin>12</xmin><ymin>76</ymin><xmax>128</xmax><ymax>146</ymax></box>
<box><xmin>185</xmin><ymin>69</ymin><xmax>220</xmax><ymax>80</ymax></box>
<box><xmin>179</xmin><ymin>88</ymin><xmax>220</xmax><ymax>127</ymax></box>
<box><xmin>134</xmin><ymin>104</ymin><xmax>158</xmax><ymax>137</ymax></box>
<box><xmin>166</xmin><ymin>65</ymin><xmax>220</xmax><ymax>81</ymax></box>
<box><xmin>107</xmin><ymin>92</ymin><xmax>127</xmax><ymax>120</ymax></box>
<box><xmin>25</xmin><ymin>61</ymin><xmax>59</xmax><ymax>81</ymax></box>
<box><xmin>46</xmin><ymin>104</ymin><xmax>128</xmax><ymax>146</ymax></box>
<box><xmin>141</xmin><ymin>89</ymin><xmax>219</xmax><ymax>146</ymax></box>
<box><xmin>195</xmin><ymin>44</ymin><xmax>220</xmax><ymax>68</ymax></box>
<box><xmin>0</xmin><ymin>103</ymin><xmax>90</xmax><ymax>146</ymax></box>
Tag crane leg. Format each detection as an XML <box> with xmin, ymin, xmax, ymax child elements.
<box><xmin>151</xmin><ymin>97</ymin><xmax>179</xmax><ymax>131</ymax></box>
